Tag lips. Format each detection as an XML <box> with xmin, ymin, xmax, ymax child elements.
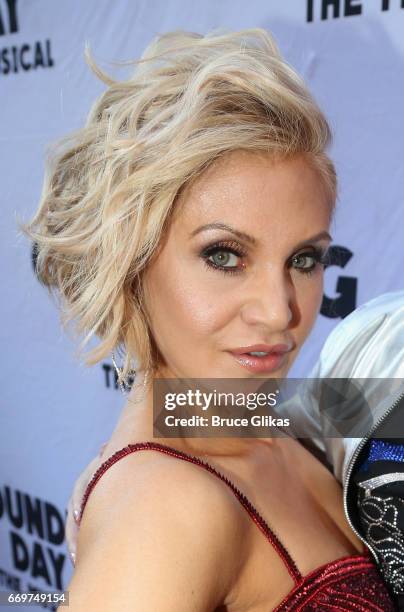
<box><xmin>229</xmin><ymin>343</ymin><xmax>291</xmax><ymax>356</ymax></box>
<box><xmin>227</xmin><ymin>343</ymin><xmax>292</xmax><ymax>374</ymax></box>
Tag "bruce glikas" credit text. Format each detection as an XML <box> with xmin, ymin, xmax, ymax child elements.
<box><xmin>165</xmin><ymin>414</ymin><xmax>290</xmax><ymax>428</ymax></box>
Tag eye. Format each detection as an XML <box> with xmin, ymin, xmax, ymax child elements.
<box><xmin>290</xmin><ymin>248</ymin><xmax>329</xmax><ymax>277</ymax></box>
<box><xmin>200</xmin><ymin>240</ymin><xmax>246</xmax><ymax>275</ymax></box>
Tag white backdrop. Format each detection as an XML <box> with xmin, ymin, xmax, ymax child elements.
<box><xmin>1</xmin><ymin>0</ymin><xmax>404</xmax><ymax>607</ymax></box>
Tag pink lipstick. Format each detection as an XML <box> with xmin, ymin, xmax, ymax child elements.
<box><xmin>227</xmin><ymin>343</ymin><xmax>291</xmax><ymax>374</ymax></box>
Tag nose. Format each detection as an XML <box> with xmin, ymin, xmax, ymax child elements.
<box><xmin>239</xmin><ymin>267</ymin><xmax>294</xmax><ymax>332</ymax></box>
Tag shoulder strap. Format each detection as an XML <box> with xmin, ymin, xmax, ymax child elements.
<box><xmin>78</xmin><ymin>441</ymin><xmax>302</xmax><ymax>584</ymax></box>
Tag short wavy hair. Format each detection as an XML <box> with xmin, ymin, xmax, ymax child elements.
<box><xmin>19</xmin><ymin>28</ymin><xmax>337</xmax><ymax>382</ymax></box>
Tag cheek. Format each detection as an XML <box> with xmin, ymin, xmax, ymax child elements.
<box><xmin>143</xmin><ymin>258</ymin><xmax>231</xmax><ymax>347</ymax></box>
<box><xmin>296</xmin><ymin>273</ymin><xmax>324</xmax><ymax>338</ymax></box>
<box><xmin>168</xmin><ymin>285</ymin><xmax>218</xmax><ymax>334</ymax></box>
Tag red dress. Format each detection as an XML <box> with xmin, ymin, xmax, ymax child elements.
<box><xmin>77</xmin><ymin>441</ymin><xmax>397</xmax><ymax>611</ymax></box>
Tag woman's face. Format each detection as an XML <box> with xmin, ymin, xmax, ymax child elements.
<box><xmin>143</xmin><ymin>151</ymin><xmax>332</xmax><ymax>380</ymax></box>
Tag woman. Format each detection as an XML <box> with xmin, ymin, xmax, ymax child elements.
<box><xmin>65</xmin><ymin>291</ymin><xmax>404</xmax><ymax>610</ymax></box>
<box><xmin>21</xmin><ymin>28</ymin><xmax>396</xmax><ymax>610</ymax></box>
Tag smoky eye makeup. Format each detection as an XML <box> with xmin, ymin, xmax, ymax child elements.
<box><xmin>199</xmin><ymin>239</ymin><xmax>247</xmax><ymax>275</ymax></box>
<box><xmin>287</xmin><ymin>245</ymin><xmax>330</xmax><ymax>278</ymax></box>
<box><xmin>199</xmin><ymin>239</ymin><xmax>330</xmax><ymax>278</ymax></box>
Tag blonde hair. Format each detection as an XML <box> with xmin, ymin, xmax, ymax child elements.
<box><xmin>18</xmin><ymin>28</ymin><xmax>337</xmax><ymax>381</ymax></box>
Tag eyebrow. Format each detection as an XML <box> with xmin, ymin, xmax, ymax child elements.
<box><xmin>190</xmin><ymin>222</ymin><xmax>332</xmax><ymax>249</ymax></box>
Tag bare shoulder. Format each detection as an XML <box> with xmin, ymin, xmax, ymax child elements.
<box><xmin>68</xmin><ymin>449</ymin><xmax>248</xmax><ymax>611</ymax></box>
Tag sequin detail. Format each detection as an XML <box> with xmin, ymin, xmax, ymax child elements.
<box><xmin>273</xmin><ymin>554</ymin><xmax>396</xmax><ymax>611</ymax></box>
<box><xmin>358</xmin><ymin>493</ymin><xmax>404</xmax><ymax>595</ymax></box>
<box><xmin>78</xmin><ymin>441</ymin><xmax>396</xmax><ymax>611</ymax></box>
<box><xmin>360</xmin><ymin>440</ymin><xmax>404</xmax><ymax>472</ymax></box>
<box><xmin>369</xmin><ymin>441</ymin><xmax>404</xmax><ymax>464</ymax></box>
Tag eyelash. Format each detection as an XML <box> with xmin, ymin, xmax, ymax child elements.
<box><xmin>200</xmin><ymin>240</ymin><xmax>329</xmax><ymax>278</ymax></box>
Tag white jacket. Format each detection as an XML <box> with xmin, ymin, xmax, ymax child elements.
<box><xmin>282</xmin><ymin>290</ymin><xmax>404</xmax><ymax>604</ymax></box>
<box><xmin>290</xmin><ymin>290</ymin><xmax>404</xmax><ymax>477</ymax></box>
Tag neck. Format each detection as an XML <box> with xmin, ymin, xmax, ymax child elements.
<box><xmin>117</xmin><ymin>369</ymin><xmax>278</xmax><ymax>460</ymax></box>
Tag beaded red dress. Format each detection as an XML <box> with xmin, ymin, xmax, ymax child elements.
<box><xmin>77</xmin><ymin>441</ymin><xmax>397</xmax><ymax>611</ymax></box>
